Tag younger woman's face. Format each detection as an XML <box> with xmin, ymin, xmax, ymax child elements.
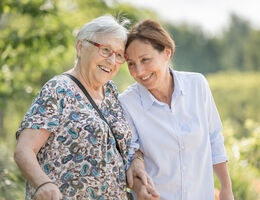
<box><xmin>125</xmin><ymin>39</ymin><xmax>171</xmax><ymax>91</ymax></box>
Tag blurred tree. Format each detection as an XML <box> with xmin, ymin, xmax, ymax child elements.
<box><xmin>164</xmin><ymin>13</ymin><xmax>260</xmax><ymax>74</ymax></box>
<box><xmin>220</xmin><ymin>14</ymin><xmax>251</xmax><ymax>71</ymax></box>
<box><xmin>244</xmin><ymin>29</ymin><xmax>260</xmax><ymax>71</ymax></box>
<box><xmin>0</xmin><ymin>0</ymin><xmax>72</xmax><ymax>137</ymax></box>
<box><xmin>165</xmin><ymin>23</ymin><xmax>222</xmax><ymax>73</ymax></box>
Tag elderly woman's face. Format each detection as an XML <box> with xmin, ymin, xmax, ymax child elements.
<box><xmin>125</xmin><ymin>39</ymin><xmax>171</xmax><ymax>90</ymax></box>
<box><xmin>77</xmin><ymin>35</ymin><xmax>125</xmax><ymax>86</ymax></box>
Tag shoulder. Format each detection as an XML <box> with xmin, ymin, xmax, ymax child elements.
<box><xmin>106</xmin><ymin>80</ymin><xmax>119</xmax><ymax>98</ymax></box>
<box><xmin>174</xmin><ymin>70</ymin><xmax>209</xmax><ymax>90</ymax></box>
<box><xmin>118</xmin><ymin>83</ymin><xmax>140</xmax><ymax>104</ymax></box>
<box><xmin>43</xmin><ymin>75</ymin><xmax>71</xmax><ymax>89</ymax></box>
<box><xmin>38</xmin><ymin>75</ymin><xmax>74</xmax><ymax>100</ymax></box>
<box><xmin>175</xmin><ymin>70</ymin><xmax>206</xmax><ymax>82</ymax></box>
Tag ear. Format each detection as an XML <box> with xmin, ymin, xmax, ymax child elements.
<box><xmin>76</xmin><ymin>40</ymin><xmax>83</xmax><ymax>58</ymax></box>
<box><xmin>164</xmin><ymin>47</ymin><xmax>172</xmax><ymax>61</ymax></box>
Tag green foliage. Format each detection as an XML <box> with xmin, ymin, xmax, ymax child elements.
<box><xmin>113</xmin><ymin>62</ymin><xmax>135</xmax><ymax>93</ymax></box>
<box><xmin>216</xmin><ymin>120</ymin><xmax>260</xmax><ymax>200</ymax></box>
<box><xmin>166</xmin><ymin>23</ymin><xmax>222</xmax><ymax>74</ymax></box>
<box><xmin>207</xmin><ymin>72</ymin><xmax>260</xmax><ymax>138</ymax></box>
<box><xmin>0</xmin><ymin>141</ymin><xmax>25</xmax><ymax>199</ymax></box>
<box><xmin>244</xmin><ymin>29</ymin><xmax>260</xmax><ymax>71</ymax></box>
<box><xmin>165</xmin><ymin>13</ymin><xmax>260</xmax><ymax>74</ymax></box>
<box><xmin>208</xmin><ymin>73</ymin><xmax>260</xmax><ymax>199</ymax></box>
<box><xmin>0</xmin><ymin>0</ymin><xmax>73</xmax><ymax>109</ymax></box>
<box><xmin>220</xmin><ymin>14</ymin><xmax>251</xmax><ymax>71</ymax></box>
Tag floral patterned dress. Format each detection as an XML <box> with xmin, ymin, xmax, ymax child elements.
<box><xmin>16</xmin><ymin>75</ymin><xmax>132</xmax><ymax>200</ymax></box>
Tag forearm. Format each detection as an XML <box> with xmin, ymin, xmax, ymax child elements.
<box><xmin>213</xmin><ymin>162</ymin><xmax>232</xmax><ymax>189</ymax></box>
<box><xmin>14</xmin><ymin>147</ymin><xmax>52</xmax><ymax>188</ymax></box>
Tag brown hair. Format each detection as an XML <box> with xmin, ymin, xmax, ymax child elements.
<box><xmin>126</xmin><ymin>19</ymin><xmax>175</xmax><ymax>57</ymax></box>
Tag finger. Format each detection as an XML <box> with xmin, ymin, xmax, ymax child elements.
<box><xmin>126</xmin><ymin>169</ymin><xmax>134</xmax><ymax>188</ymax></box>
<box><xmin>140</xmin><ymin>186</ymin><xmax>153</xmax><ymax>200</ymax></box>
<box><xmin>146</xmin><ymin>184</ymin><xmax>160</xmax><ymax>198</ymax></box>
<box><xmin>147</xmin><ymin>176</ymin><xmax>155</xmax><ymax>188</ymax></box>
<box><xmin>138</xmin><ymin>172</ymin><xmax>148</xmax><ymax>186</ymax></box>
<box><xmin>146</xmin><ymin>177</ymin><xmax>160</xmax><ymax>197</ymax></box>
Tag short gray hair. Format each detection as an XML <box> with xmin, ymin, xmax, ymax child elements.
<box><xmin>75</xmin><ymin>15</ymin><xmax>129</xmax><ymax>55</ymax></box>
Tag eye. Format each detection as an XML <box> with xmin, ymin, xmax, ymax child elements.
<box><xmin>116</xmin><ymin>52</ymin><xmax>124</xmax><ymax>59</ymax></box>
<box><xmin>101</xmin><ymin>47</ymin><xmax>112</xmax><ymax>53</ymax></box>
<box><xmin>127</xmin><ymin>62</ymin><xmax>135</xmax><ymax>68</ymax></box>
<box><xmin>141</xmin><ymin>58</ymin><xmax>150</xmax><ymax>63</ymax></box>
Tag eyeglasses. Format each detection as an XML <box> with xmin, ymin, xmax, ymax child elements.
<box><xmin>84</xmin><ymin>39</ymin><xmax>125</xmax><ymax>64</ymax></box>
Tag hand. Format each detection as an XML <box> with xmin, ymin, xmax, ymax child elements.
<box><xmin>35</xmin><ymin>183</ymin><xmax>63</xmax><ymax>200</ymax></box>
<box><xmin>135</xmin><ymin>180</ymin><xmax>160</xmax><ymax>200</ymax></box>
<box><xmin>127</xmin><ymin>158</ymin><xmax>159</xmax><ymax>199</ymax></box>
<box><xmin>127</xmin><ymin>156</ymin><xmax>152</xmax><ymax>188</ymax></box>
<box><xmin>219</xmin><ymin>187</ymin><xmax>234</xmax><ymax>200</ymax></box>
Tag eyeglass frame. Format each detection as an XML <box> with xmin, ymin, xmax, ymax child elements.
<box><xmin>83</xmin><ymin>39</ymin><xmax>126</xmax><ymax>64</ymax></box>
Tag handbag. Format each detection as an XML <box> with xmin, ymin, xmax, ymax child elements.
<box><xmin>63</xmin><ymin>73</ymin><xmax>133</xmax><ymax>199</ymax></box>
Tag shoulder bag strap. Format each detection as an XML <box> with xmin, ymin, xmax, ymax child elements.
<box><xmin>63</xmin><ymin>73</ymin><xmax>123</xmax><ymax>161</ymax></box>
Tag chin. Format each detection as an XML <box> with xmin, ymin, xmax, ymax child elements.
<box><xmin>139</xmin><ymin>83</ymin><xmax>154</xmax><ymax>90</ymax></box>
<box><xmin>100</xmin><ymin>76</ymin><xmax>112</xmax><ymax>84</ymax></box>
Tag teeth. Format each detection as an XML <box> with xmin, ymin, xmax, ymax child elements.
<box><xmin>99</xmin><ymin>65</ymin><xmax>111</xmax><ymax>73</ymax></box>
<box><xmin>142</xmin><ymin>74</ymin><xmax>152</xmax><ymax>80</ymax></box>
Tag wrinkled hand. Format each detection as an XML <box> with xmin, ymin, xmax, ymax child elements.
<box><xmin>135</xmin><ymin>181</ymin><xmax>160</xmax><ymax>200</ymax></box>
<box><xmin>219</xmin><ymin>188</ymin><xmax>234</xmax><ymax>200</ymax></box>
<box><xmin>127</xmin><ymin>158</ymin><xmax>159</xmax><ymax>199</ymax></box>
<box><xmin>126</xmin><ymin>157</ymin><xmax>150</xmax><ymax>188</ymax></box>
<box><xmin>35</xmin><ymin>183</ymin><xmax>62</xmax><ymax>200</ymax></box>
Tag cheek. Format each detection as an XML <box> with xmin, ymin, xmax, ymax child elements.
<box><xmin>115</xmin><ymin>64</ymin><xmax>121</xmax><ymax>72</ymax></box>
<box><xmin>110</xmin><ymin>64</ymin><xmax>121</xmax><ymax>76</ymax></box>
<box><xmin>128</xmin><ymin>67</ymin><xmax>136</xmax><ymax>77</ymax></box>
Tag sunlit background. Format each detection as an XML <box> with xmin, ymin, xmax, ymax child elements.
<box><xmin>122</xmin><ymin>0</ymin><xmax>260</xmax><ymax>34</ymax></box>
<box><xmin>0</xmin><ymin>0</ymin><xmax>259</xmax><ymax>199</ymax></box>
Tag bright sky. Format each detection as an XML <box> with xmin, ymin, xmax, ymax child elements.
<box><xmin>120</xmin><ymin>0</ymin><xmax>260</xmax><ymax>35</ymax></box>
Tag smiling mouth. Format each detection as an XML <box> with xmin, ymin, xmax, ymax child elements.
<box><xmin>142</xmin><ymin>73</ymin><xmax>153</xmax><ymax>81</ymax></box>
<box><xmin>98</xmin><ymin>65</ymin><xmax>111</xmax><ymax>73</ymax></box>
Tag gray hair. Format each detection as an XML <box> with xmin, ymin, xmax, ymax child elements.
<box><xmin>75</xmin><ymin>15</ymin><xmax>129</xmax><ymax>57</ymax></box>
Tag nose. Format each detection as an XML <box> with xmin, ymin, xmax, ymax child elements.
<box><xmin>106</xmin><ymin>53</ymin><xmax>116</xmax><ymax>64</ymax></box>
<box><xmin>135</xmin><ymin>64</ymin><xmax>145</xmax><ymax>77</ymax></box>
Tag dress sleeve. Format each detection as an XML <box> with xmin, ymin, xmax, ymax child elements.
<box><xmin>106</xmin><ymin>80</ymin><xmax>119</xmax><ymax>98</ymax></box>
<box><xmin>202</xmin><ymin>76</ymin><xmax>228</xmax><ymax>165</ymax></box>
<box><xmin>16</xmin><ymin>78</ymin><xmax>64</xmax><ymax>139</ymax></box>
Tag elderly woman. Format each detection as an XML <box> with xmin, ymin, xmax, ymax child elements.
<box><xmin>120</xmin><ymin>20</ymin><xmax>234</xmax><ymax>200</ymax></box>
<box><xmin>14</xmin><ymin>15</ymin><xmax>132</xmax><ymax>200</ymax></box>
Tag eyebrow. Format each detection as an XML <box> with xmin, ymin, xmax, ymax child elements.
<box><xmin>139</xmin><ymin>54</ymin><xmax>149</xmax><ymax>57</ymax></box>
<box><xmin>101</xmin><ymin>43</ymin><xmax>124</xmax><ymax>53</ymax></box>
<box><xmin>126</xmin><ymin>54</ymin><xmax>150</xmax><ymax>61</ymax></box>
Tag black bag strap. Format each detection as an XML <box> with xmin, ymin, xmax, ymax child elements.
<box><xmin>63</xmin><ymin>73</ymin><xmax>123</xmax><ymax>161</ymax></box>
